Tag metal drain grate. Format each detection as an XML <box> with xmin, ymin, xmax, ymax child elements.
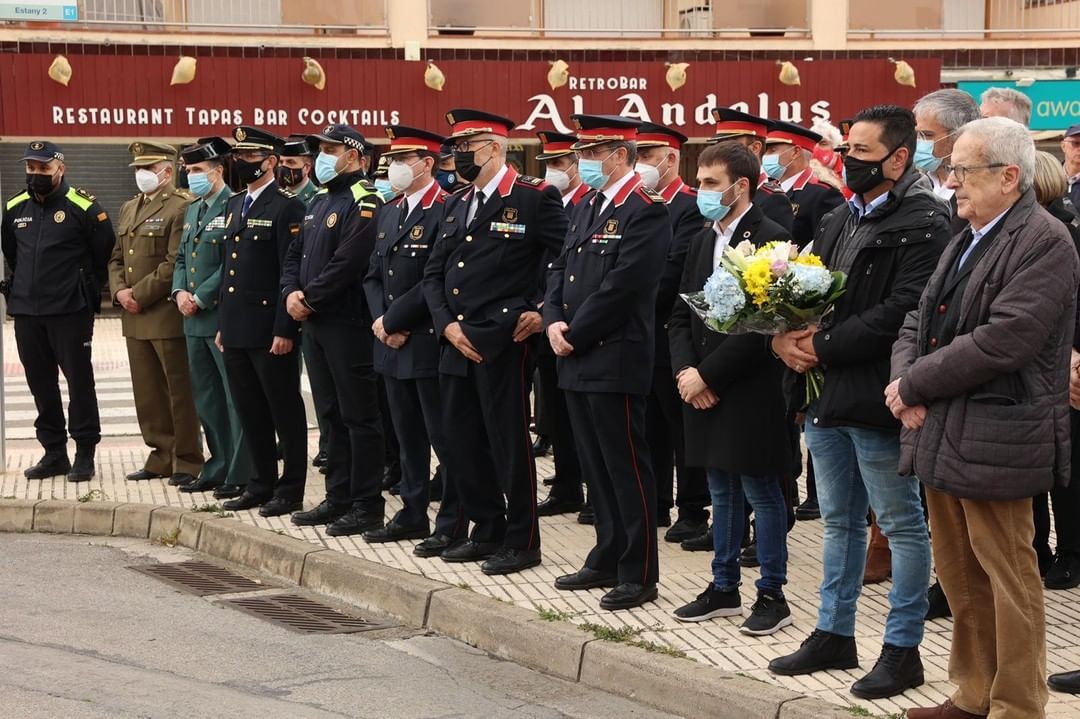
<box><xmin>129</xmin><ymin>561</ymin><xmax>264</xmax><ymax>596</ymax></box>
<box><xmin>221</xmin><ymin>593</ymin><xmax>390</xmax><ymax>634</ymax></box>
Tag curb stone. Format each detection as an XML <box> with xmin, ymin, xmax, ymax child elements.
<box><xmin>425</xmin><ymin>587</ymin><xmax>592</xmax><ymax>682</ymax></box>
<box><xmin>0</xmin><ymin>499</ymin><xmax>855</xmax><ymax>719</ymax></box>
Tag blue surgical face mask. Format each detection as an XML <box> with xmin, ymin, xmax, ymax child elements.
<box><xmin>436</xmin><ymin>170</ymin><xmax>457</xmax><ymax>192</ymax></box>
<box><xmin>373</xmin><ymin>178</ymin><xmax>395</xmax><ymax>200</ymax></box>
<box><xmin>579</xmin><ymin>149</ymin><xmax>615</xmax><ymax>190</ymax></box>
<box><xmin>314</xmin><ymin>151</ymin><xmax>341</xmax><ymax>184</ymax></box>
<box><xmin>761</xmin><ymin>151</ymin><xmax>790</xmax><ymax>180</ymax></box>
<box><xmin>187</xmin><ymin>171</ymin><xmax>213</xmax><ymax>197</ymax></box>
<box><xmin>696</xmin><ymin>182</ymin><xmax>738</xmax><ymax>222</ymax></box>
<box><xmin>914</xmin><ymin>136</ymin><xmax>948</xmax><ymax>173</ymax></box>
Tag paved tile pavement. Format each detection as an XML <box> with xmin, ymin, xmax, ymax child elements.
<box><xmin>3</xmin><ymin>317</ymin><xmax>1080</xmax><ymax>718</ymax></box>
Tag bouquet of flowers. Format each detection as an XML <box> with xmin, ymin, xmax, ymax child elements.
<box><xmin>680</xmin><ymin>240</ymin><xmax>846</xmax><ymax>403</ymax></box>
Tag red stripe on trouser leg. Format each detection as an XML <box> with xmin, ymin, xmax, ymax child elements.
<box><xmin>625</xmin><ymin>394</ymin><xmax>651</xmax><ymax>585</ymax></box>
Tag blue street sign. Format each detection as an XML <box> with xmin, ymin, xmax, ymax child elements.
<box><xmin>0</xmin><ymin>2</ymin><xmax>79</xmax><ymax>22</ymax></box>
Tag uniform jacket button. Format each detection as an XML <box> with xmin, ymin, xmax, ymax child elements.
<box><xmin>228</xmin><ymin>287</ymin><xmax>235</xmax><ymax>293</ymax></box>
<box><xmin>128</xmin><ymin>248</ymin><xmax>134</xmax><ymax>255</ymax></box>
<box><xmin>388</xmin><ymin>294</ymin><xmax>394</xmax><ymax>300</ymax></box>
<box><xmin>465</xmin><ymin>235</ymin><xmax>472</xmax><ymax>242</ymax></box>
<box><xmin>938</xmin><ymin>304</ymin><xmax>947</xmax><ymax>314</ymax></box>
<box><xmin>388</xmin><ymin>269</ymin><xmax>394</xmax><ymax>276</ymax></box>
<box><xmin>458</xmin><ymin>261</ymin><xmax>465</xmax><ymax>268</ymax></box>
<box><xmin>813</xmin><ymin>417</ymin><xmax>819</xmax><ymax>424</ymax></box>
<box><xmin>929</xmin><ymin>337</ymin><xmax>938</xmax><ymax>347</ymax></box>
<box><xmin>452</xmin><ymin>288</ymin><xmax>459</xmax><ymax>295</ymax></box>
<box><xmin>456</xmin><ymin>314</ymin><xmax>464</xmax><ymax>321</ymax></box>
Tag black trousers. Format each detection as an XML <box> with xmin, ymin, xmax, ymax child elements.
<box><xmin>1033</xmin><ymin>411</ymin><xmax>1080</xmax><ymax>564</ymax></box>
<box><xmin>303</xmin><ymin>321</ymin><xmax>385</xmax><ymax>515</ymax></box>
<box><xmin>384</xmin><ymin>374</ymin><xmax>464</xmax><ymax>535</ymax></box>
<box><xmin>566</xmin><ymin>390</ymin><xmax>658</xmax><ymax>586</ymax></box>
<box><xmin>535</xmin><ymin>353</ymin><xmax>584</xmax><ymax>501</ymax></box>
<box><xmin>223</xmin><ymin>344</ymin><xmax>307</xmax><ymax>501</ymax></box>
<box><xmin>440</xmin><ymin>341</ymin><xmax>539</xmax><ymax>551</ymax></box>
<box><xmin>377</xmin><ymin>376</ymin><xmax>401</xmax><ymax>477</ymax></box>
<box><xmin>14</xmin><ymin>311</ymin><xmax>101</xmax><ymax>450</ymax></box>
<box><xmin>646</xmin><ymin>365</ymin><xmax>709</xmax><ymax>522</ymax></box>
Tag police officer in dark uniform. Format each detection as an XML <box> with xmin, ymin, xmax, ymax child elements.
<box><xmin>764</xmin><ymin>121</ymin><xmax>846</xmax><ymax>249</ymax></box>
<box><xmin>1</xmin><ymin>141</ymin><xmax>115</xmax><ymax>481</ymax></box>
<box><xmin>634</xmin><ymin>122</ymin><xmax>712</xmax><ymax>544</ymax></box>
<box><xmin>710</xmin><ymin>109</ymin><xmax>796</xmax><ymax>233</ymax></box>
<box><xmin>545</xmin><ymin>115</ymin><xmax>669</xmax><ymax>610</ymax></box>
<box><xmin>363</xmin><ymin>124</ymin><xmax>467</xmax><ymax>551</ymax></box>
<box><xmin>533</xmin><ymin>131</ymin><xmax>590</xmax><ymax>518</ymax></box>
<box><xmin>423</xmin><ymin>108</ymin><xmax>567</xmax><ymax>575</ymax></box>
<box><xmin>217</xmin><ymin>126</ymin><xmax>308</xmax><ymax>517</ymax></box>
<box><xmin>283</xmin><ymin>124</ymin><xmax>386</xmax><ymax>537</ymax></box>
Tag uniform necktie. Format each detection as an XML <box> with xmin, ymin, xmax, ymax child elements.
<box><xmin>241</xmin><ymin>193</ymin><xmax>254</xmax><ymax>220</ymax></box>
<box><xmin>197</xmin><ymin>200</ymin><xmax>208</xmax><ymax>224</ymax></box>
<box><xmin>468</xmin><ymin>191</ymin><xmax>486</xmax><ymax>228</ymax></box>
<box><xmin>398</xmin><ymin>200</ymin><xmax>408</xmax><ymax>230</ymax></box>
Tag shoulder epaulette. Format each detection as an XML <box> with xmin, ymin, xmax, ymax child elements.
<box><xmin>66</xmin><ymin>186</ymin><xmax>94</xmax><ymax>211</ymax></box>
<box><xmin>314</xmin><ymin>187</ymin><xmax>329</xmax><ymax>196</ymax></box>
<box><xmin>449</xmin><ymin>185</ymin><xmax>472</xmax><ymax>197</ymax></box>
<box><xmin>278</xmin><ymin>187</ymin><xmax>296</xmax><ymax>198</ymax></box>
<box><xmin>515</xmin><ymin>174</ymin><xmax>545</xmax><ymax>187</ymax></box>
<box><xmin>172</xmin><ymin>188</ymin><xmax>194</xmax><ymax>200</ymax></box>
<box><xmin>5</xmin><ymin>190</ymin><xmax>30</xmax><ymax>211</ymax></box>
<box><xmin>639</xmin><ymin>187</ymin><xmax>665</xmax><ymax>203</ymax></box>
<box><xmin>760</xmin><ymin>179</ymin><xmax>783</xmax><ymax>193</ymax></box>
<box><xmin>350</xmin><ymin>180</ymin><xmax>376</xmax><ymax>204</ymax></box>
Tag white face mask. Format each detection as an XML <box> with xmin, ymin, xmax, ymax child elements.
<box><xmin>544</xmin><ymin>167</ymin><xmax>570</xmax><ymax>192</ymax></box>
<box><xmin>388</xmin><ymin>158</ymin><xmax>422</xmax><ymax>192</ymax></box>
<box><xmin>135</xmin><ymin>168</ymin><xmax>165</xmax><ymax>194</ymax></box>
<box><xmin>635</xmin><ymin>161</ymin><xmax>662</xmax><ymax>190</ymax></box>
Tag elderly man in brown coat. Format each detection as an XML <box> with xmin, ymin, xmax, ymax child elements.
<box><xmin>888</xmin><ymin>116</ymin><xmax>1079</xmax><ymax>719</ymax></box>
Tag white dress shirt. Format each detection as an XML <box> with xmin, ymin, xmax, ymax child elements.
<box><xmin>598</xmin><ymin>170</ymin><xmax>638</xmax><ymax>213</ymax></box>
<box><xmin>405</xmin><ymin>179</ymin><xmax>435</xmax><ymax>216</ymax></box>
<box><xmin>467</xmin><ymin>164</ymin><xmax>509</xmax><ymax>225</ymax></box>
<box><xmin>712</xmin><ymin>204</ymin><xmax>752</xmax><ymax>268</ymax></box>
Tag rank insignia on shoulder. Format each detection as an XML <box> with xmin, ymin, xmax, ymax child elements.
<box><xmin>74</xmin><ymin>187</ymin><xmax>96</xmax><ymax>202</ymax></box>
<box><xmin>640</xmin><ymin>187</ymin><xmax>665</xmax><ymax>203</ymax></box>
<box><xmin>516</xmin><ymin>175</ymin><xmax>544</xmax><ymax>186</ymax></box>
<box><xmin>279</xmin><ymin>188</ymin><xmax>296</xmax><ymax>198</ymax></box>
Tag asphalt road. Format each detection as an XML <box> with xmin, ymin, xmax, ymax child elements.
<box><xmin>0</xmin><ymin>534</ymin><xmax>679</xmax><ymax>719</ymax></box>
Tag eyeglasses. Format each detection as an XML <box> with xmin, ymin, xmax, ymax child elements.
<box><xmin>943</xmin><ymin>163</ymin><xmax>1007</xmax><ymax>183</ymax></box>
<box><xmin>450</xmin><ymin>139</ymin><xmax>493</xmax><ymax>154</ymax></box>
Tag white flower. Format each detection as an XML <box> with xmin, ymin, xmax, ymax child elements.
<box><xmin>735</xmin><ymin>239</ymin><xmax>755</xmax><ymax>257</ymax></box>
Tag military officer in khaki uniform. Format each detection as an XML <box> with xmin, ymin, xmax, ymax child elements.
<box><xmin>108</xmin><ymin>141</ymin><xmax>204</xmax><ymax>484</ymax></box>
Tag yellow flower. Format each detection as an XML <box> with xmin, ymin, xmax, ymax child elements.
<box><xmin>794</xmin><ymin>253</ymin><xmax>825</xmax><ymax>268</ymax></box>
<box><xmin>743</xmin><ymin>257</ymin><xmax>774</xmax><ymax>306</ymax></box>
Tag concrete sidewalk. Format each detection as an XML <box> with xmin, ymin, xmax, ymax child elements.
<box><xmin>4</xmin><ymin>317</ymin><xmax>1080</xmax><ymax>718</ymax></box>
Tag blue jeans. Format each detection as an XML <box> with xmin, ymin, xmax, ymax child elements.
<box><xmin>804</xmin><ymin>408</ymin><xmax>930</xmax><ymax>648</ymax></box>
<box><xmin>709</xmin><ymin>468</ymin><xmax>788</xmax><ymax>596</ymax></box>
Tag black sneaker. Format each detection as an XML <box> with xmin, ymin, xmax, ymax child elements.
<box><xmin>680</xmin><ymin>529</ymin><xmax>714</xmax><ymax>552</ymax></box>
<box><xmin>768</xmin><ymin>629</ymin><xmax>859</xmax><ymax>676</ymax></box>
<box><xmin>24</xmin><ymin>451</ymin><xmax>71</xmax><ymax>479</ymax></box>
<box><xmin>664</xmin><ymin>517</ymin><xmax>709</xmax><ymax>543</ymax></box>
<box><xmin>1046</xmin><ymin>552</ymin><xmax>1080</xmax><ymax>590</ymax></box>
<box><xmin>739</xmin><ymin>541</ymin><xmax>759</xmax><ymax>568</ymax></box>
<box><xmin>740</xmin><ymin>593</ymin><xmax>793</xmax><ymax>636</ymax></box>
<box><xmin>926</xmin><ymin>580</ymin><xmax>952</xmax><ymax>620</ymax></box>
<box><xmin>795</xmin><ymin>497</ymin><xmax>820</xmax><ymax>521</ymax></box>
<box><xmin>850</xmin><ymin>643</ymin><xmax>924</xmax><ymax>700</ymax></box>
<box><xmin>326</xmin><ymin>510</ymin><xmax>384</xmax><ymax>537</ymax></box>
<box><xmin>672</xmin><ymin>583</ymin><xmax>742</xmax><ymax>622</ymax></box>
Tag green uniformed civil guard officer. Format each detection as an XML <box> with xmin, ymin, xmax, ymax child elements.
<box><xmin>278</xmin><ymin>135</ymin><xmax>318</xmax><ymax>208</ymax></box>
<box><xmin>108</xmin><ymin>141</ymin><xmax>204</xmax><ymax>485</ymax></box>
<box><xmin>171</xmin><ymin>137</ymin><xmax>255</xmax><ymax>497</ymax></box>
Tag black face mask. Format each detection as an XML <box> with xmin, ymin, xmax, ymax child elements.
<box><xmin>26</xmin><ymin>171</ymin><xmax>58</xmax><ymax>196</ymax></box>
<box><xmin>276</xmin><ymin>166</ymin><xmax>304</xmax><ymax>188</ymax></box>
<box><xmin>234</xmin><ymin>158</ymin><xmax>267</xmax><ymax>185</ymax></box>
<box><xmin>452</xmin><ymin>151</ymin><xmax>483</xmax><ymax>182</ymax></box>
<box><xmin>843</xmin><ymin>142</ymin><xmax>904</xmax><ymax>195</ymax></box>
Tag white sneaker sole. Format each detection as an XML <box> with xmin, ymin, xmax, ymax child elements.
<box><xmin>671</xmin><ymin>606</ymin><xmax>743</xmax><ymax>623</ymax></box>
<box><xmin>739</xmin><ymin>614</ymin><xmax>794</xmax><ymax>636</ymax></box>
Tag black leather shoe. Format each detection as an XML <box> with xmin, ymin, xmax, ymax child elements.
<box><xmin>213</xmin><ymin>484</ymin><xmax>245</xmax><ymax>500</ymax></box>
<box><xmin>531</xmin><ymin>435</ymin><xmax>551</xmax><ymax>458</ymax></box>
<box><xmin>795</xmin><ymin>497</ymin><xmax>821</xmax><ymax>521</ymax></box>
<box><xmin>537</xmin><ymin>494</ymin><xmax>583</xmax><ymax>517</ymax></box>
<box><xmin>681</xmin><ymin>529</ymin><xmax>714</xmax><ymax>552</ymax></box>
<box><xmin>1049</xmin><ymin>670</ymin><xmax>1080</xmax><ymax>694</ymax></box>
<box><xmin>364</xmin><ymin>520</ymin><xmax>430</xmax><ymax>543</ymax></box>
<box><xmin>577</xmin><ymin>506</ymin><xmax>595</xmax><ymax>525</ymax></box>
<box><xmin>259</xmin><ymin>497</ymin><xmax>303</xmax><ymax>517</ymax></box>
<box><xmin>599</xmin><ymin>583</ymin><xmax>658</xmax><ymax>610</ymax></box>
<box><xmin>441</xmin><ymin>539</ymin><xmax>499</xmax><ymax>563</ymax></box>
<box><xmin>291</xmin><ymin>499</ymin><xmax>350</xmax><ymax>526</ymax></box>
<box><xmin>126</xmin><ymin>469</ymin><xmax>166</xmax><ymax>482</ymax></box>
<box><xmin>66</xmin><ymin>446</ymin><xmax>96</xmax><ymax>483</ymax></box>
<box><xmin>554</xmin><ymin>567</ymin><xmax>618</xmax><ymax>590</ymax></box>
<box><xmin>25</xmin><ymin>451</ymin><xmax>71</xmax><ymax>479</ymax></box>
<box><xmin>168</xmin><ymin>473</ymin><xmax>196</xmax><ymax>487</ymax></box>
<box><xmin>850</xmin><ymin>644</ymin><xmax>924</xmax><ymax>699</ymax></box>
<box><xmin>1046</xmin><ymin>552</ymin><xmax>1080</xmax><ymax>590</ymax></box>
<box><xmin>312</xmin><ymin>450</ymin><xmax>328</xmax><ymax>468</ymax></box>
<box><xmin>414</xmin><ymin>534</ymin><xmax>463</xmax><ymax>558</ymax></box>
<box><xmin>768</xmin><ymin>629</ymin><xmax>859</xmax><ymax>676</ymax></box>
<box><xmin>482</xmin><ymin>547</ymin><xmax>542</xmax><ymax>575</ymax></box>
<box><xmin>926</xmin><ymin>580</ymin><xmax>952</xmax><ymax>620</ymax></box>
<box><xmin>326</xmin><ymin>510</ymin><xmax>384</xmax><ymax>537</ymax></box>
<box><xmin>222</xmin><ymin>492</ymin><xmax>271</xmax><ymax>511</ymax></box>
<box><xmin>664</xmin><ymin>517</ymin><xmax>708</xmax><ymax>543</ymax></box>
<box><xmin>178</xmin><ymin>476</ymin><xmax>223</xmax><ymax>493</ymax></box>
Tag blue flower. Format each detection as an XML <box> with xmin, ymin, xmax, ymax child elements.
<box><xmin>703</xmin><ymin>267</ymin><xmax>745</xmax><ymax>323</ymax></box>
<box><xmin>787</xmin><ymin>264</ymin><xmax>833</xmax><ymax>298</ymax></box>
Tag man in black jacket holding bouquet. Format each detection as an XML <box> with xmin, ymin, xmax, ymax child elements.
<box><xmin>767</xmin><ymin>105</ymin><xmax>950</xmax><ymax>700</ymax></box>
<box><xmin>668</xmin><ymin>141</ymin><xmax>797</xmax><ymax>635</ymax></box>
